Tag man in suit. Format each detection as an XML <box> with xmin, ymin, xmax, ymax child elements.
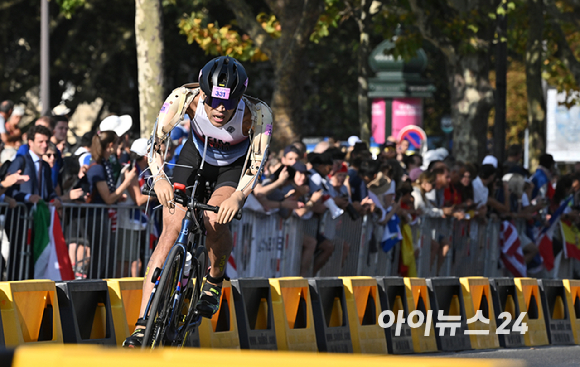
<box><xmin>8</xmin><ymin>125</ymin><xmax>60</xmax><ymax>204</ymax></box>
<box><xmin>5</xmin><ymin>125</ymin><xmax>61</xmax><ymax>279</ymax></box>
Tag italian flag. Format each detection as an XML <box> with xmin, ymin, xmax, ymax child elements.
<box><xmin>33</xmin><ymin>200</ymin><xmax>74</xmax><ymax>280</ymax></box>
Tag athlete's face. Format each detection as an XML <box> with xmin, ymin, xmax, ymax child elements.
<box><xmin>202</xmin><ymin>93</ymin><xmax>237</xmax><ymax>127</ymax></box>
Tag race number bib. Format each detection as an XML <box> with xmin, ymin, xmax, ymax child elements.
<box><xmin>211</xmin><ymin>86</ymin><xmax>231</xmax><ymax>99</ymax></box>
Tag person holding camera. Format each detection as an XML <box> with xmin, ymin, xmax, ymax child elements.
<box><xmin>252</xmin><ymin>163</ymin><xmax>307</xmax><ymax>217</ymax></box>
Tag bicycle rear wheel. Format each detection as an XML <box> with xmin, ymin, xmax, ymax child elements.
<box><xmin>142</xmin><ymin>245</ymin><xmax>184</xmax><ymax>349</ymax></box>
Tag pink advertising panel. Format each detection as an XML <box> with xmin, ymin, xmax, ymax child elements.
<box><xmin>371</xmin><ymin>98</ymin><xmax>386</xmax><ymax>145</ymax></box>
<box><xmin>391</xmin><ymin>98</ymin><xmax>423</xmax><ymax>140</ymax></box>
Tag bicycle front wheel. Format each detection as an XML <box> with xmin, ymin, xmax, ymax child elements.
<box><xmin>142</xmin><ymin>245</ymin><xmax>184</xmax><ymax>349</ymax></box>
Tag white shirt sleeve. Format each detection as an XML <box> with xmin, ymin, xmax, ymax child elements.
<box><xmin>473</xmin><ymin>177</ymin><xmax>489</xmax><ymax>208</ymax></box>
<box><xmin>385</xmin><ymin>180</ymin><xmax>396</xmax><ymax>195</ymax></box>
<box><xmin>521</xmin><ymin>193</ymin><xmax>530</xmax><ymax>207</ymax></box>
<box><xmin>0</xmin><ymin>116</ymin><xmax>5</xmax><ymax>134</ymax></box>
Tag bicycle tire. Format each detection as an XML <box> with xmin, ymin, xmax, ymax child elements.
<box><xmin>179</xmin><ymin>244</ymin><xmax>208</xmax><ymax>347</ymax></box>
<box><xmin>142</xmin><ymin>245</ymin><xmax>184</xmax><ymax>349</ymax></box>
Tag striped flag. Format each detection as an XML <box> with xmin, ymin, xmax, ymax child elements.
<box><xmin>536</xmin><ymin>196</ymin><xmax>573</xmax><ymax>271</ymax></box>
<box><xmin>500</xmin><ymin>220</ymin><xmax>527</xmax><ymax>277</ymax></box>
<box><xmin>561</xmin><ymin>220</ymin><xmax>580</xmax><ymax>260</ymax></box>
<box><xmin>33</xmin><ymin>201</ymin><xmax>74</xmax><ymax>280</ymax></box>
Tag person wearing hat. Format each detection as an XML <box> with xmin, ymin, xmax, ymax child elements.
<box><xmin>167</xmin><ymin>125</ymin><xmax>188</xmax><ymax>167</ymax></box>
<box><xmin>124</xmin><ymin>56</ymin><xmax>274</xmax><ymax>347</ymax></box>
<box><xmin>115</xmin><ymin>138</ymin><xmax>151</xmax><ymax>278</ymax></box>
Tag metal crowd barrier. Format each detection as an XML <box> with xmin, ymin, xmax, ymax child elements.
<box><xmin>6</xmin><ymin>200</ymin><xmax>580</xmax><ymax>282</ymax></box>
<box><xmin>1</xmin><ymin>202</ymin><xmax>33</xmax><ymax>281</ymax></box>
<box><xmin>61</xmin><ymin>203</ymin><xmax>161</xmax><ymax>280</ymax></box>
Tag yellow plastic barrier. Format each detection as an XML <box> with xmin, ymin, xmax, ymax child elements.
<box><xmin>269</xmin><ymin>277</ymin><xmax>317</xmax><ymax>351</ymax></box>
<box><xmin>513</xmin><ymin>278</ymin><xmax>549</xmax><ymax>347</ymax></box>
<box><xmin>563</xmin><ymin>279</ymin><xmax>580</xmax><ymax>345</ymax></box>
<box><xmin>105</xmin><ymin>277</ymin><xmax>143</xmax><ymax>345</ymax></box>
<box><xmin>11</xmin><ymin>344</ymin><xmax>525</xmax><ymax>367</ymax></box>
<box><xmin>0</xmin><ymin>280</ymin><xmax>63</xmax><ymax>346</ymax></box>
<box><xmin>403</xmin><ymin>278</ymin><xmax>438</xmax><ymax>353</ymax></box>
<box><xmin>340</xmin><ymin>276</ymin><xmax>388</xmax><ymax>354</ymax></box>
<box><xmin>198</xmin><ymin>280</ymin><xmax>240</xmax><ymax>349</ymax></box>
<box><xmin>460</xmin><ymin>277</ymin><xmax>500</xmax><ymax>349</ymax></box>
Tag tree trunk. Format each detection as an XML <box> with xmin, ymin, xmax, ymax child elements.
<box><xmin>448</xmin><ymin>54</ymin><xmax>494</xmax><ymax>164</ymax></box>
<box><xmin>525</xmin><ymin>0</ymin><xmax>545</xmax><ymax>170</ymax></box>
<box><xmin>271</xmin><ymin>51</ymin><xmax>303</xmax><ymax>148</ymax></box>
<box><xmin>357</xmin><ymin>0</ymin><xmax>372</xmax><ymax>143</ymax></box>
<box><xmin>227</xmin><ymin>0</ymin><xmax>324</xmax><ymax>149</ymax></box>
<box><xmin>493</xmin><ymin>5</ymin><xmax>508</xmax><ymax>164</ymax></box>
<box><xmin>135</xmin><ymin>0</ymin><xmax>165</xmax><ymax>138</ymax></box>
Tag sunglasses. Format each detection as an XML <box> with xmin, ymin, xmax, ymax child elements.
<box><xmin>204</xmin><ymin>95</ymin><xmax>239</xmax><ymax>110</ymax></box>
<box><xmin>44</xmin><ymin>153</ymin><xmax>56</xmax><ymax>158</ymax></box>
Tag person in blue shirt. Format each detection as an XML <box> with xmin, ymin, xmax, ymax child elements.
<box><xmin>167</xmin><ymin>125</ymin><xmax>187</xmax><ymax>169</ymax></box>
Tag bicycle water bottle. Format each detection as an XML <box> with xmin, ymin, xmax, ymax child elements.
<box><xmin>182</xmin><ymin>252</ymin><xmax>192</xmax><ymax>287</ymax></box>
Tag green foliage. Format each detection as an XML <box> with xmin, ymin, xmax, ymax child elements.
<box><xmin>55</xmin><ymin>0</ymin><xmax>85</xmax><ymax>19</ymax></box>
<box><xmin>542</xmin><ymin>10</ymin><xmax>580</xmax><ymax>106</ymax></box>
<box><xmin>178</xmin><ymin>9</ymin><xmax>281</xmax><ymax>62</ymax></box>
<box><xmin>310</xmin><ymin>0</ymin><xmax>344</xmax><ymax>43</ymax></box>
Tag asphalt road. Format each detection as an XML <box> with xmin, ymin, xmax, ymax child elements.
<box><xmin>419</xmin><ymin>345</ymin><xmax>580</xmax><ymax>367</ymax></box>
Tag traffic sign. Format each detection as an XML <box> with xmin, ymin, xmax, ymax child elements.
<box><xmin>397</xmin><ymin>125</ymin><xmax>427</xmax><ymax>149</ymax></box>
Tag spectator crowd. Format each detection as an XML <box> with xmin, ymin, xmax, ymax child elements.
<box><xmin>0</xmin><ymin>100</ymin><xmax>190</xmax><ymax>280</ymax></box>
<box><xmin>248</xmin><ymin>134</ymin><xmax>580</xmax><ymax>279</ymax></box>
<box><xmin>1</xmin><ymin>97</ymin><xmax>579</xmax><ymax>281</ymax></box>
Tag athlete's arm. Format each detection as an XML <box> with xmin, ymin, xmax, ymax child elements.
<box><xmin>217</xmin><ymin>97</ymin><xmax>273</xmax><ymax>224</ymax></box>
<box><xmin>147</xmin><ymin>84</ymin><xmax>200</xmax><ymax>207</ymax></box>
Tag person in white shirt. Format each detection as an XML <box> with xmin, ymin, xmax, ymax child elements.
<box><xmin>472</xmin><ymin>164</ymin><xmax>496</xmax><ymax>210</ymax></box>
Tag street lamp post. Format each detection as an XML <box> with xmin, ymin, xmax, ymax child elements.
<box><xmin>41</xmin><ymin>0</ymin><xmax>50</xmax><ymax>115</ymax></box>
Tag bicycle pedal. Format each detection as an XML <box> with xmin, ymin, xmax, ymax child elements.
<box><xmin>150</xmin><ymin>267</ymin><xmax>162</xmax><ymax>283</ymax></box>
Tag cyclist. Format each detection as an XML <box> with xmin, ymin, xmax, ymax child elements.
<box><xmin>123</xmin><ymin>56</ymin><xmax>272</xmax><ymax>347</ymax></box>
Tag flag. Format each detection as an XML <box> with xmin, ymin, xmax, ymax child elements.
<box><xmin>500</xmin><ymin>220</ymin><xmax>526</xmax><ymax>277</ymax></box>
<box><xmin>381</xmin><ymin>212</ymin><xmax>402</xmax><ymax>253</ymax></box>
<box><xmin>399</xmin><ymin>223</ymin><xmax>417</xmax><ymax>277</ymax></box>
<box><xmin>536</xmin><ymin>196</ymin><xmax>573</xmax><ymax>271</ymax></box>
<box><xmin>34</xmin><ymin>201</ymin><xmax>74</xmax><ymax>280</ymax></box>
<box><xmin>561</xmin><ymin>220</ymin><xmax>580</xmax><ymax>260</ymax></box>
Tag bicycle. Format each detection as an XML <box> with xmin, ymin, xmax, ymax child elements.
<box><xmin>140</xmin><ymin>175</ymin><xmax>242</xmax><ymax>349</ymax></box>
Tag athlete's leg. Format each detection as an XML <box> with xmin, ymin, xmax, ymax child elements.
<box><xmin>195</xmin><ymin>185</ymin><xmax>236</xmax><ymax>317</ymax></box>
<box><xmin>204</xmin><ymin>185</ymin><xmax>236</xmax><ymax>278</ymax></box>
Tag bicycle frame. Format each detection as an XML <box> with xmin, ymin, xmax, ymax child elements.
<box><xmin>143</xmin><ymin>171</ymin><xmax>213</xmax><ymax>347</ymax></box>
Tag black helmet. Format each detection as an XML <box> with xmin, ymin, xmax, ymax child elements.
<box><xmin>199</xmin><ymin>56</ymin><xmax>248</xmax><ymax>110</ymax></box>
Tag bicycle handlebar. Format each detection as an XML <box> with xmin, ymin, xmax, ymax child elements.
<box><xmin>142</xmin><ymin>187</ymin><xmax>242</xmax><ymax>220</ymax></box>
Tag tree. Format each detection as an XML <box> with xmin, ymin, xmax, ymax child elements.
<box><xmin>407</xmin><ymin>0</ymin><xmax>496</xmax><ymax>164</ymax></box>
<box><xmin>526</xmin><ymin>0</ymin><xmax>545</xmax><ymax>168</ymax></box>
<box><xmin>180</xmin><ymin>0</ymin><xmax>326</xmax><ymax>148</ymax></box>
<box><xmin>135</xmin><ymin>0</ymin><xmax>165</xmax><ymax>138</ymax></box>
<box><xmin>225</xmin><ymin>0</ymin><xmax>326</xmax><ymax>148</ymax></box>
